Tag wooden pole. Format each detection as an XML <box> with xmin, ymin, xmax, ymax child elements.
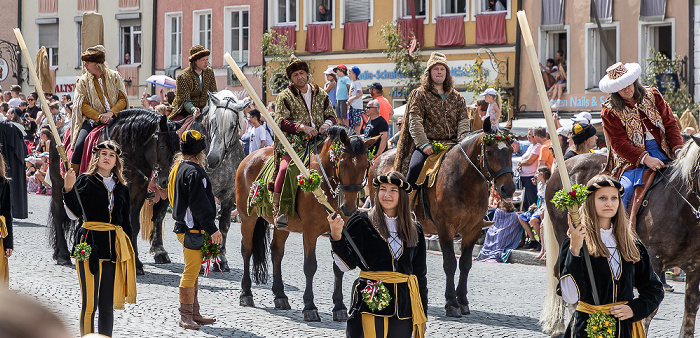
<box><xmin>517</xmin><ymin>11</ymin><xmax>600</xmax><ymax>306</ymax></box>
<box><xmin>13</xmin><ymin>28</ymin><xmax>68</xmax><ymax>166</ymax></box>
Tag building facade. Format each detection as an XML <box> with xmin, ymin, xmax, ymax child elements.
<box><xmin>154</xmin><ymin>0</ymin><xmax>265</xmax><ymax>99</ymax></box>
<box><xmin>0</xmin><ymin>2</ymin><xmax>20</xmax><ymax>92</ymax></box>
<box><xmin>519</xmin><ymin>0</ymin><xmax>692</xmax><ymax>114</ymax></box>
<box><xmin>266</xmin><ymin>0</ymin><xmax>517</xmax><ymax>111</ymax></box>
<box><xmin>20</xmin><ymin>0</ymin><xmax>155</xmax><ymax>107</ymax></box>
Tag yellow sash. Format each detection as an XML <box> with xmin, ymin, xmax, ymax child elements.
<box><xmin>359</xmin><ymin>271</ymin><xmax>427</xmax><ymax>338</ymax></box>
<box><xmin>0</xmin><ymin>215</ymin><xmax>7</xmax><ymax>238</ymax></box>
<box><xmin>82</xmin><ymin>222</ymin><xmax>137</xmax><ymax>309</ymax></box>
<box><xmin>0</xmin><ymin>215</ymin><xmax>7</xmax><ymax>287</ymax></box>
<box><xmin>577</xmin><ymin>301</ymin><xmax>645</xmax><ymax>338</ymax></box>
<box><xmin>168</xmin><ymin>160</ymin><xmax>183</xmax><ymax>207</ymax></box>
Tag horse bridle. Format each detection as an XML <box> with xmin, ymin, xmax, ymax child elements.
<box><xmin>458</xmin><ymin>140</ymin><xmax>513</xmax><ymax>187</ymax></box>
<box><xmin>658</xmin><ymin>167</ymin><xmax>700</xmax><ymax>218</ymax></box>
<box><xmin>210</xmin><ymin>97</ymin><xmax>242</xmax><ymax>151</ymax></box>
<box><xmin>105</xmin><ymin>123</ymin><xmax>171</xmax><ymax>183</ymax></box>
<box><xmin>315</xmin><ymin>141</ymin><xmax>368</xmax><ymax>199</ymax></box>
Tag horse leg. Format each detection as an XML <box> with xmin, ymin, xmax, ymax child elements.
<box><xmin>130</xmin><ymin>199</ymin><xmax>145</xmax><ymax>275</ymax></box>
<box><xmin>332</xmin><ymin>262</ymin><xmax>348</xmax><ymax>322</ymax></box>
<box><xmin>214</xmin><ymin>199</ymin><xmax>235</xmax><ymax>272</ymax></box>
<box><xmin>456</xmin><ymin>241</ymin><xmax>477</xmax><ymax>315</ymax></box>
<box><xmin>679</xmin><ymin>268</ymin><xmax>700</xmax><ymax>337</ymax></box>
<box><xmin>51</xmin><ymin>200</ymin><xmax>73</xmax><ymax>266</ymax></box>
<box><xmin>439</xmin><ymin>236</ymin><xmax>462</xmax><ymax>318</ymax></box>
<box><xmin>302</xmin><ymin>234</ymin><xmax>321</xmax><ymax>322</ymax></box>
<box><xmin>271</xmin><ymin>229</ymin><xmax>291</xmax><ymax>310</ymax></box>
<box><xmin>150</xmin><ymin>199</ymin><xmax>171</xmax><ymax>264</ymax></box>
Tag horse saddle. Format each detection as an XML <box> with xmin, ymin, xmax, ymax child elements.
<box><xmin>415</xmin><ymin>143</ymin><xmax>456</xmax><ymax>189</ymax></box>
<box><xmin>627</xmin><ymin>167</ymin><xmax>667</xmax><ymax>231</ymax></box>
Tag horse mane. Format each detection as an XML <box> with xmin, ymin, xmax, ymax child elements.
<box><xmin>670</xmin><ymin>140</ymin><xmax>700</xmax><ymax>189</ymax></box>
<box><xmin>109</xmin><ymin>109</ymin><xmax>164</xmax><ymax>147</ymax></box>
<box><xmin>326</xmin><ymin>125</ymin><xmax>366</xmax><ymax>155</ymax></box>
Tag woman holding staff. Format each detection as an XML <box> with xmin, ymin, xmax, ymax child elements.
<box><xmin>559</xmin><ymin>175</ymin><xmax>664</xmax><ymax>337</ymax></box>
<box><xmin>329</xmin><ymin>171</ymin><xmax>427</xmax><ymax>337</ymax></box>
<box><xmin>63</xmin><ymin>140</ymin><xmax>136</xmax><ymax>336</ymax></box>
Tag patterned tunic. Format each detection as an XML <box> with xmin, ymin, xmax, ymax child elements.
<box><xmin>170</xmin><ymin>66</ymin><xmax>218</xmax><ymax>119</ymax></box>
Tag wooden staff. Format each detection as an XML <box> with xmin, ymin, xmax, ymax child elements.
<box><xmin>516</xmin><ymin>11</ymin><xmax>600</xmax><ymax>305</ymax></box>
<box><xmin>13</xmin><ymin>28</ymin><xmax>68</xmax><ymax>166</ymax></box>
<box><xmin>224</xmin><ymin>53</ymin><xmax>369</xmax><ymax>269</ymax></box>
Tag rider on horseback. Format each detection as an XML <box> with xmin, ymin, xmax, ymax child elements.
<box><xmin>393</xmin><ymin>52</ymin><xmax>471</xmax><ymax>192</ymax></box>
<box><xmin>272</xmin><ymin>55</ymin><xmax>336</xmax><ymax>229</ymax></box>
<box><xmin>70</xmin><ymin>45</ymin><xmax>128</xmax><ymax>174</ymax></box>
<box><xmin>169</xmin><ymin>45</ymin><xmax>218</xmax><ymax>122</ymax></box>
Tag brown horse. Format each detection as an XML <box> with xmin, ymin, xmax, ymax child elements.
<box><xmin>543</xmin><ymin>139</ymin><xmax>700</xmax><ymax>337</ymax></box>
<box><xmin>370</xmin><ymin>119</ymin><xmax>516</xmax><ymax>317</ymax></box>
<box><xmin>235</xmin><ymin>125</ymin><xmax>379</xmax><ymax>322</ymax></box>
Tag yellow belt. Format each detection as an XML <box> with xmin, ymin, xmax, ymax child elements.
<box><xmin>359</xmin><ymin>271</ymin><xmax>427</xmax><ymax>338</ymax></box>
<box><xmin>0</xmin><ymin>216</ymin><xmax>7</xmax><ymax>238</ymax></box>
<box><xmin>82</xmin><ymin>222</ymin><xmax>137</xmax><ymax>309</ymax></box>
<box><xmin>577</xmin><ymin>301</ymin><xmax>645</xmax><ymax>338</ymax></box>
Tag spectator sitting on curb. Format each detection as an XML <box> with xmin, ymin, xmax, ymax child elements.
<box><xmin>518</xmin><ymin>166</ymin><xmax>550</xmax><ymax>257</ymax></box>
<box><xmin>476</xmin><ymin>200</ymin><xmax>522</xmax><ymax>263</ymax></box>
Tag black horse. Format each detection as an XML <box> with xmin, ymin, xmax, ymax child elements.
<box><xmin>49</xmin><ymin>109</ymin><xmax>181</xmax><ymax>275</ymax></box>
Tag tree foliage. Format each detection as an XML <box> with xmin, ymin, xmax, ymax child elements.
<box><xmin>463</xmin><ymin>58</ymin><xmax>509</xmax><ymax>118</ymax></box>
<box><xmin>255</xmin><ymin>30</ymin><xmax>295</xmax><ymax>97</ymax></box>
<box><xmin>377</xmin><ymin>21</ymin><xmax>423</xmax><ymax>99</ymax></box>
<box><xmin>643</xmin><ymin>50</ymin><xmax>697</xmax><ymax>116</ymax></box>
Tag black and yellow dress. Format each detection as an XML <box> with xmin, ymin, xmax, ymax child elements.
<box><xmin>64</xmin><ymin>173</ymin><xmax>135</xmax><ymax>337</ymax></box>
<box><xmin>558</xmin><ymin>231</ymin><xmax>664</xmax><ymax>338</ymax></box>
<box><xmin>331</xmin><ymin>212</ymin><xmax>428</xmax><ymax>338</ymax></box>
<box><xmin>0</xmin><ymin>176</ymin><xmax>13</xmax><ymax>288</ymax></box>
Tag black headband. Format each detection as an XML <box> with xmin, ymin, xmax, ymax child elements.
<box><xmin>372</xmin><ymin>175</ymin><xmax>413</xmax><ymax>193</ymax></box>
<box><xmin>92</xmin><ymin>142</ymin><xmax>122</xmax><ymax>156</ymax></box>
<box><xmin>587</xmin><ymin>179</ymin><xmax>624</xmax><ymax>195</ymax></box>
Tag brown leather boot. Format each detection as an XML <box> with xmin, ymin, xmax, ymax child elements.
<box><xmin>70</xmin><ymin>163</ymin><xmax>81</xmax><ymax>175</ymax></box>
<box><xmin>192</xmin><ymin>279</ymin><xmax>215</xmax><ymax>325</ymax></box>
<box><xmin>272</xmin><ymin>192</ymin><xmax>288</xmax><ymax>229</ymax></box>
<box><xmin>178</xmin><ymin>287</ymin><xmax>200</xmax><ymax>330</ymax></box>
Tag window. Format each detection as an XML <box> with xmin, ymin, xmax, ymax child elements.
<box><xmin>441</xmin><ymin>0</ymin><xmax>467</xmax><ymax>15</ymax></box>
<box><xmin>539</xmin><ymin>27</ymin><xmax>569</xmax><ymax>93</ymax></box>
<box><xmin>275</xmin><ymin>0</ymin><xmax>298</xmax><ymax>25</ymax></box>
<box><xmin>473</xmin><ymin>0</ymin><xmax>511</xmax><ymax>19</ymax></box>
<box><xmin>193</xmin><ymin>11</ymin><xmax>212</xmax><ymax>51</ymax></box>
<box><xmin>639</xmin><ymin>20</ymin><xmax>674</xmax><ymax>68</ymax></box>
<box><xmin>310</xmin><ymin>0</ymin><xmax>332</xmax><ymax>24</ymax></box>
<box><xmin>339</xmin><ymin>0</ymin><xmax>373</xmax><ymax>27</ymax></box>
<box><xmin>165</xmin><ymin>13</ymin><xmax>182</xmax><ymax>68</ymax></box>
<box><xmin>225</xmin><ymin>7</ymin><xmax>250</xmax><ymax>63</ymax></box>
<box><xmin>397</xmin><ymin>0</ymin><xmax>427</xmax><ymax>18</ymax></box>
<box><xmin>38</xmin><ymin>23</ymin><xmax>58</xmax><ymax>67</ymax></box>
<box><xmin>75</xmin><ymin>22</ymin><xmax>82</xmax><ymax>68</ymax></box>
<box><xmin>585</xmin><ymin>23</ymin><xmax>619</xmax><ymax>90</ymax></box>
<box><xmin>120</xmin><ymin>20</ymin><xmax>142</xmax><ymax>64</ymax></box>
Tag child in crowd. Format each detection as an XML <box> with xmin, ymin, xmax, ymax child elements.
<box><xmin>518</xmin><ymin>166</ymin><xmax>551</xmax><ymax>259</ymax></box>
<box><xmin>477</xmin><ymin>200</ymin><xmax>522</xmax><ymax>263</ymax></box>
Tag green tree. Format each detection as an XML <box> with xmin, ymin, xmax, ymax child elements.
<box><xmin>255</xmin><ymin>30</ymin><xmax>295</xmax><ymax>98</ymax></box>
<box><xmin>643</xmin><ymin>50</ymin><xmax>697</xmax><ymax>116</ymax></box>
<box><xmin>377</xmin><ymin>21</ymin><xmax>423</xmax><ymax>99</ymax></box>
<box><xmin>463</xmin><ymin>58</ymin><xmax>509</xmax><ymax>119</ymax></box>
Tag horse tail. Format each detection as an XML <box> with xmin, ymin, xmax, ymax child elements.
<box><xmin>140</xmin><ymin>201</ymin><xmax>154</xmax><ymax>241</ymax></box>
<box><xmin>251</xmin><ymin>217</ymin><xmax>270</xmax><ymax>285</ymax></box>
<box><xmin>539</xmin><ymin>209</ymin><xmax>567</xmax><ymax>335</ymax></box>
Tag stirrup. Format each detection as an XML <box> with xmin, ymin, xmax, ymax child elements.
<box><xmin>275</xmin><ymin>214</ymin><xmax>289</xmax><ymax>229</ymax></box>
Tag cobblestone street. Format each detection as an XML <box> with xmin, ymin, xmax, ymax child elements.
<box><xmin>6</xmin><ymin>194</ymin><xmax>695</xmax><ymax>337</ymax></box>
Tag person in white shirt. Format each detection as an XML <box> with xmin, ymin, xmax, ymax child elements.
<box><xmin>246</xmin><ymin>109</ymin><xmax>270</xmax><ymax>154</ymax></box>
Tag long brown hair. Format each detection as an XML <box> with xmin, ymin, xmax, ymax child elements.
<box><xmin>171</xmin><ymin>151</ymin><xmax>207</xmax><ymax>171</ymax></box>
<box><xmin>85</xmin><ymin>140</ymin><xmax>127</xmax><ymax>184</ymax></box>
<box><xmin>421</xmin><ymin>65</ymin><xmax>453</xmax><ymax>93</ymax></box>
<box><xmin>609</xmin><ymin>80</ymin><xmax>646</xmax><ymax>111</ymax></box>
<box><xmin>0</xmin><ymin>148</ymin><xmax>6</xmax><ymax>179</ymax></box>
<box><xmin>368</xmin><ymin>171</ymin><xmax>419</xmax><ymax>247</ymax></box>
<box><xmin>579</xmin><ymin>175</ymin><xmax>640</xmax><ymax>263</ymax></box>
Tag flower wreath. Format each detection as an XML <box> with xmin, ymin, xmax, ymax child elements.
<box><xmin>585</xmin><ymin>311</ymin><xmax>617</xmax><ymax>338</ymax></box>
<box><xmin>248</xmin><ymin>180</ymin><xmax>265</xmax><ymax>207</ymax></box>
<box><xmin>551</xmin><ymin>184</ymin><xmax>589</xmax><ymax>211</ymax></box>
<box><xmin>297</xmin><ymin>169</ymin><xmax>322</xmax><ymax>192</ymax></box>
<box><xmin>73</xmin><ymin>242</ymin><xmax>92</xmax><ymax>261</ymax></box>
<box><xmin>482</xmin><ymin>132</ymin><xmax>514</xmax><ymax>144</ymax></box>
<box><xmin>201</xmin><ymin>233</ymin><xmax>221</xmax><ymax>276</ymax></box>
<box><xmin>329</xmin><ymin>142</ymin><xmax>342</xmax><ymax>163</ymax></box>
<box><xmin>362</xmin><ymin>280</ymin><xmax>392</xmax><ymax>312</ymax></box>
<box><xmin>281</xmin><ymin>132</ymin><xmax>311</xmax><ymax>155</ymax></box>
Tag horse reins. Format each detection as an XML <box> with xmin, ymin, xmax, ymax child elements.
<box><xmin>314</xmin><ymin>139</ymin><xmax>368</xmax><ymax>200</ymax></box>
<box><xmin>105</xmin><ymin>122</ymin><xmax>169</xmax><ymax>183</ymax></box>
<box><xmin>457</xmin><ymin>140</ymin><xmax>513</xmax><ymax>186</ymax></box>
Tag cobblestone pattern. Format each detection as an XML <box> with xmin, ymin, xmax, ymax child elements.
<box><xmin>5</xmin><ymin>194</ymin><xmax>696</xmax><ymax>337</ymax></box>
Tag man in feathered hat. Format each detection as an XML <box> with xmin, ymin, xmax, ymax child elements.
<box><xmin>271</xmin><ymin>55</ymin><xmax>336</xmax><ymax>228</ymax></box>
<box><xmin>71</xmin><ymin>45</ymin><xmax>128</xmax><ymax>174</ymax></box>
<box><xmin>170</xmin><ymin>45</ymin><xmax>218</xmax><ymax>121</ymax></box>
<box><xmin>393</xmin><ymin>52</ymin><xmax>471</xmax><ymax>189</ymax></box>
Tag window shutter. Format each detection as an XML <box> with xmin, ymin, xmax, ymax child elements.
<box><xmin>39</xmin><ymin>24</ymin><xmax>59</xmax><ymax>48</ymax></box>
<box><xmin>345</xmin><ymin>0</ymin><xmax>370</xmax><ymax>22</ymax></box>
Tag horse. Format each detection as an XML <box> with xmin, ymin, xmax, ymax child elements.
<box><xmin>370</xmin><ymin>119</ymin><xmax>516</xmax><ymax>317</ymax></box>
<box><xmin>49</xmin><ymin>109</ymin><xmax>181</xmax><ymax>275</ymax></box>
<box><xmin>235</xmin><ymin>125</ymin><xmax>379</xmax><ymax>321</ymax></box>
<box><xmin>542</xmin><ymin>140</ymin><xmax>700</xmax><ymax>337</ymax></box>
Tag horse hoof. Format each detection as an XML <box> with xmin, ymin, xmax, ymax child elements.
<box><xmin>56</xmin><ymin>257</ymin><xmax>73</xmax><ymax>266</ymax></box>
<box><xmin>153</xmin><ymin>253</ymin><xmax>171</xmax><ymax>264</ymax></box>
<box><xmin>136</xmin><ymin>266</ymin><xmax>145</xmax><ymax>275</ymax></box>
<box><xmin>240</xmin><ymin>295</ymin><xmax>255</xmax><ymax>307</ymax></box>
<box><xmin>303</xmin><ymin>309</ymin><xmax>321</xmax><ymax>322</ymax></box>
<box><xmin>274</xmin><ymin>297</ymin><xmax>291</xmax><ymax>310</ymax></box>
<box><xmin>333</xmin><ymin>309</ymin><xmax>348</xmax><ymax>322</ymax></box>
<box><xmin>212</xmin><ymin>261</ymin><xmax>230</xmax><ymax>272</ymax></box>
<box><xmin>460</xmin><ymin>304</ymin><xmax>471</xmax><ymax>315</ymax></box>
<box><xmin>445</xmin><ymin>305</ymin><xmax>462</xmax><ymax>318</ymax></box>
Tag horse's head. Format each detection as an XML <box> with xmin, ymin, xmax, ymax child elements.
<box><xmin>204</xmin><ymin>91</ymin><xmax>246</xmax><ymax>169</ymax></box>
<box><xmin>153</xmin><ymin>114</ymin><xmax>179</xmax><ymax>189</ymax></box>
<box><xmin>479</xmin><ymin>118</ymin><xmax>516</xmax><ymax>199</ymax></box>
<box><xmin>324</xmin><ymin>125</ymin><xmax>378</xmax><ymax>217</ymax></box>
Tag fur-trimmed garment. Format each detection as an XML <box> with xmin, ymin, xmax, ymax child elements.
<box><xmin>393</xmin><ymin>86</ymin><xmax>471</xmax><ymax>175</ymax></box>
<box><xmin>170</xmin><ymin>66</ymin><xmax>218</xmax><ymax>119</ymax></box>
<box><xmin>601</xmin><ymin>87</ymin><xmax>684</xmax><ymax>178</ymax></box>
<box><xmin>71</xmin><ymin>69</ymin><xmax>128</xmax><ymax>149</ymax></box>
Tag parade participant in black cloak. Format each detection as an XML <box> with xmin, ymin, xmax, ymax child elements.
<box><xmin>559</xmin><ymin>175</ymin><xmax>664</xmax><ymax>338</ymax></box>
<box><xmin>63</xmin><ymin>140</ymin><xmax>136</xmax><ymax>337</ymax></box>
<box><xmin>0</xmin><ymin>121</ymin><xmax>28</xmax><ymax>218</ymax></box>
<box><xmin>0</xmin><ymin>152</ymin><xmax>13</xmax><ymax>288</ymax></box>
<box><xmin>329</xmin><ymin>171</ymin><xmax>428</xmax><ymax>337</ymax></box>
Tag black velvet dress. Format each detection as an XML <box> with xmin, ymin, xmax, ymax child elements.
<box><xmin>331</xmin><ymin>212</ymin><xmax>428</xmax><ymax>337</ymax></box>
<box><xmin>558</xmin><ymin>237</ymin><xmax>664</xmax><ymax>338</ymax></box>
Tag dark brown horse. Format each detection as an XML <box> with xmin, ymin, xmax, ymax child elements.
<box><xmin>543</xmin><ymin>140</ymin><xmax>700</xmax><ymax>337</ymax></box>
<box><xmin>235</xmin><ymin>125</ymin><xmax>379</xmax><ymax>321</ymax></box>
<box><xmin>370</xmin><ymin>120</ymin><xmax>516</xmax><ymax>317</ymax></box>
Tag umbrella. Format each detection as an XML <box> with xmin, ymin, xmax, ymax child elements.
<box><xmin>145</xmin><ymin>74</ymin><xmax>176</xmax><ymax>88</ymax></box>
